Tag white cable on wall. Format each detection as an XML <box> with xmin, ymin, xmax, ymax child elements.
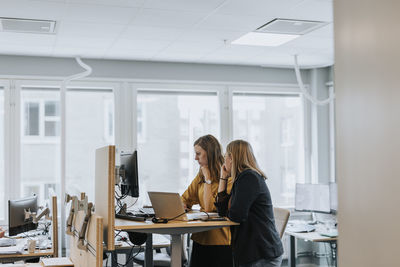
<box><xmin>294</xmin><ymin>55</ymin><xmax>335</xmax><ymax>106</ymax></box>
<box><xmin>59</xmin><ymin>57</ymin><xmax>92</xmax><ymax>256</ymax></box>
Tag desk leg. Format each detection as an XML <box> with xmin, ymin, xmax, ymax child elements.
<box><xmin>288</xmin><ymin>235</ymin><xmax>296</xmax><ymax>267</ymax></box>
<box><xmin>170</xmin><ymin>234</ymin><xmax>182</xmax><ymax>267</ymax></box>
<box><xmin>144</xmin><ymin>233</ymin><xmax>153</xmax><ymax>267</ymax></box>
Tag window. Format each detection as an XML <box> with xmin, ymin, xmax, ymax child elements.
<box><xmin>232</xmin><ymin>93</ymin><xmax>305</xmax><ymax>207</ymax></box>
<box><xmin>0</xmin><ymin>88</ymin><xmax>4</xmax><ymax>221</ymax></box>
<box><xmin>20</xmin><ymin>88</ymin><xmax>60</xmax><ymax>205</ymax></box>
<box><xmin>66</xmin><ymin>88</ymin><xmax>114</xmax><ymax>200</ymax></box>
<box><xmin>137</xmin><ymin>90</ymin><xmax>220</xmax><ymax>206</ymax></box>
<box><xmin>23</xmin><ymin>99</ymin><xmax>60</xmax><ymax>138</ymax></box>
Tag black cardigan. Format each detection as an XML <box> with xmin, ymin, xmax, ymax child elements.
<box><xmin>215</xmin><ymin>169</ymin><xmax>283</xmax><ymax>265</ymax></box>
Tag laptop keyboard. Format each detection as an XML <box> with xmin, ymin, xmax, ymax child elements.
<box><xmin>139</xmin><ymin>207</ymin><xmax>155</xmax><ymax>216</ymax></box>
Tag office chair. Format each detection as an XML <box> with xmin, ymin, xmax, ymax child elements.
<box><xmin>132</xmin><ymin>234</ymin><xmax>189</xmax><ymax>267</ymax></box>
<box><xmin>273</xmin><ymin>207</ymin><xmax>291</xmax><ymax>239</ymax></box>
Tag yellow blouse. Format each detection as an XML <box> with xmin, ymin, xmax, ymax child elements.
<box><xmin>181</xmin><ymin>173</ymin><xmax>233</xmax><ymax>246</ymax></box>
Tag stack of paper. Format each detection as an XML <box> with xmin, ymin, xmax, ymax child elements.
<box><xmin>40</xmin><ymin>257</ymin><xmax>74</xmax><ymax>267</ymax></box>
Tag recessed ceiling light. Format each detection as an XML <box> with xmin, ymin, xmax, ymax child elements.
<box><xmin>232</xmin><ymin>18</ymin><xmax>327</xmax><ymax>47</ymax></box>
<box><xmin>232</xmin><ymin>32</ymin><xmax>299</xmax><ymax>47</ymax></box>
<box><xmin>0</xmin><ymin>17</ymin><xmax>56</xmax><ymax>34</ymax></box>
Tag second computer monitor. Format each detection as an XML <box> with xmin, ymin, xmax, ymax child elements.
<box><xmin>120</xmin><ymin>151</ymin><xmax>139</xmax><ymax>198</ymax></box>
<box><xmin>295</xmin><ymin>183</ymin><xmax>331</xmax><ymax>213</ymax></box>
<box><xmin>8</xmin><ymin>195</ymin><xmax>38</xmax><ymax>236</ymax></box>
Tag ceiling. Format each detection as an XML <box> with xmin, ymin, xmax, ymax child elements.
<box><xmin>0</xmin><ymin>0</ymin><xmax>334</xmax><ymax>68</ymax></box>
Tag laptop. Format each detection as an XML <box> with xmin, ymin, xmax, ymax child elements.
<box><xmin>148</xmin><ymin>192</ymin><xmax>188</xmax><ymax>221</ymax></box>
<box><xmin>147</xmin><ymin>191</ymin><xmax>226</xmax><ymax>222</ymax></box>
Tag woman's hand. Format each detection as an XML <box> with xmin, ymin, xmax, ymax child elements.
<box><xmin>218</xmin><ymin>164</ymin><xmax>230</xmax><ymax>193</ymax></box>
<box><xmin>0</xmin><ymin>227</ymin><xmax>4</xmax><ymax>238</ymax></box>
<box><xmin>221</xmin><ymin>164</ymin><xmax>230</xmax><ymax>180</ymax></box>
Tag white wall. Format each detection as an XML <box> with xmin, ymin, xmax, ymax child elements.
<box><xmin>335</xmin><ymin>0</ymin><xmax>400</xmax><ymax>266</ymax></box>
<box><xmin>0</xmin><ymin>55</ymin><xmax>308</xmax><ymax>85</ymax></box>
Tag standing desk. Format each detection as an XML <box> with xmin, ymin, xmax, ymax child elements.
<box><xmin>94</xmin><ymin>146</ymin><xmax>239</xmax><ymax>267</ymax></box>
<box><xmin>285</xmin><ymin>230</ymin><xmax>337</xmax><ymax>267</ymax></box>
<box><xmin>115</xmin><ymin>218</ymin><xmax>238</xmax><ymax>267</ymax></box>
<box><xmin>0</xmin><ymin>196</ymin><xmax>58</xmax><ymax>263</ymax></box>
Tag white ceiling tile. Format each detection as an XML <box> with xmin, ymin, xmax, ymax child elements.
<box><xmin>64</xmin><ymin>3</ymin><xmax>140</xmax><ymax>24</ymax></box>
<box><xmin>0</xmin><ymin>0</ymin><xmax>67</xmax><ymax>20</ymax></box>
<box><xmin>143</xmin><ymin>0</ymin><xmax>225</xmax><ymax>13</ymax></box>
<box><xmin>55</xmin><ymin>36</ymin><xmax>115</xmax><ymax>49</ymax></box>
<box><xmin>0</xmin><ymin>0</ymin><xmax>335</xmax><ymax>67</ymax></box>
<box><xmin>160</xmin><ymin>40</ymin><xmax>223</xmax><ymax>54</ymax></box>
<box><xmin>282</xmin><ymin>0</ymin><xmax>333</xmax><ymax>22</ymax></box>
<box><xmin>57</xmin><ymin>21</ymin><xmax>126</xmax><ymax>39</ymax></box>
<box><xmin>176</xmin><ymin>29</ymin><xmax>245</xmax><ymax>43</ymax></box>
<box><xmin>121</xmin><ymin>26</ymin><xmax>185</xmax><ymax>41</ymax></box>
<box><xmin>110</xmin><ymin>39</ymin><xmax>171</xmax><ymax>51</ymax></box>
<box><xmin>52</xmin><ymin>46</ymin><xmax>108</xmax><ymax>58</ymax></box>
<box><xmin>131</xmin><ymin>9</ymin><xmax>205</xmax><ymax>29</ymax></box>
<box><xmin>195</xmin><ymin>13</ymin><xmax>270</xmax><ymax>32</ymax></box>
<box><xmin>0</xmin><ymin>32</ymin><xmax>57</xmax><ymax>46</ymax></box>
<box><xmin>67</xmin><ymin>0</ymin><xmax>146</xmax><ymax>8</ymax></box>
<box><xmin>217</xmin><ymin>0</ymin><xmax>304</xmax><ymax>17</ymax></box>
<box><xmin>103</xmin><ymin>49</ymin><xmax>157</xmax><ymax>60</ymax></box>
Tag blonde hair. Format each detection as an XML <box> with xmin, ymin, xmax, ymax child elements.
<box><xmin>194</xmin><ymin>135</ymin><xmax>224</xmax><ymax>183</ymax></box>
<box><xmin>226</xmin><ymin>140</ymin><xmax>266</xmax><ymax>180</ymax></box>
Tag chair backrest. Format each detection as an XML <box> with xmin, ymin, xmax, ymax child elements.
<box><xmin>273</xmin><ymin>207</ymin><xmax>290</xmax><ymax>239</ymax></box>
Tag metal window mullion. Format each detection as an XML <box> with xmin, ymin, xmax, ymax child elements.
<box><xmin>12</xmin><ymin>80</ymin><xmax>21</xmax><ymax>199</ymax></box>
<box><xmin>60</xmin><ymin>84</ymin><xmax>66</xmax><ymax>256</ymax></box>
<box><xmin>2</xmin><ymin>81</ymin><xmax>10</xmax><ymax>224</ymax></box>
<box><xmin>219</xmin><ymin>86</ymin><xmax>231</xmax><ymax>148</ymax></box>
<box><xmin>329</xmin><ymin>86</ymin><xmax>336</xmax><ymax>183</ymax></box>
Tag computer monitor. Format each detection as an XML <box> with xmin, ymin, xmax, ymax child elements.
<box><xmin>329</xmin><ymin>182</ymin><xmax>338</xmax><ymax>213</ymax></box>
<box><xmin>295</xmin><ymin>183</ymin><xmax>331</xmax><ymax>213</ymax></box>
<box><xmin>8</xmin><ymin>195</ymin><xmax>38</xmax><ymax>236</ymax></box>
<box><xmin>120</xmin><ymin>151</ymin><xmax>139</xmax><ymax>198</ymax></box>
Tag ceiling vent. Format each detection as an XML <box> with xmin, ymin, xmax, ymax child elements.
<box><xmin>0</xmin><ymin>17</ymin><xmax>56</xmax><ymax>34</ymax></box>
<box><xmin>256</xmin><ymin>18</ymin><xmax>327</xmax><ymax>35</ymax></box>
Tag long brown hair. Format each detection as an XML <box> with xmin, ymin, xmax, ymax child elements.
<box><xmin>194</xmin><ymin>135</ymin><xmax>224</xmax><ymax>183</ymax></box>
<box><xmin>226</xmin><ymin>140</ymin><xmax>266</xmax><ymax>180</ymax></box>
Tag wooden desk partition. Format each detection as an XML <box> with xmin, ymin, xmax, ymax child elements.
<box><xmin>94</xmin><ymin>145</ymin><xmax>115</xmax><ymax>251</ymax></box>
<box><xmin>69</xmin><ymin>210</ymin><xmax>103</xmax><ymax>267</ymax></box>
<box><xmin>51</xmin><ymin>195</ymin><xmax>58</xmax><ymax>257</ymax></box>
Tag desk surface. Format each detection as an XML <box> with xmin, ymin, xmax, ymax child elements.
<box><xmin>115</xmin><ymin>218</ymin><xmax>238</xmax><ymax>231</ymax></box>
<box><xmin>0</xmin><ymin>248</ymin><xmax>53</xmax><ymax>260</ymax></box>
<box><xmin>285</xmin><ymin>230</ymin><xmax>338</xmax><ymax>242</ymax></box>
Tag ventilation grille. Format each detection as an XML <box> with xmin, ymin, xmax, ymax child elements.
<box><xmin>0</xmin><ymin>17</ymin><xmax>56</xmax><ymax>34</ymax></box>
<box><xmin>256</xmin><ymin>18</ymin><xmax>326</xmax><ymax>35</ymax></box>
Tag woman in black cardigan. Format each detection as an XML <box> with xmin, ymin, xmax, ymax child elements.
<box><xmin>215</xmin><ymin>140</ymin><xmax>283</xmax><ymax>267</ymax></box>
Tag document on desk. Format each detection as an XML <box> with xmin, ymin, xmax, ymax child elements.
<box><xmin>0</xmin><ymin>245</ymin><xmax>23</xmax><ymax>254</ymax></box>
<box><xmin>41</xmin><ymin>257</ymin><xmax>74</xmax><ymax>266</ymax></box>
<box><xmin>186</xmin><ymin>212</ymin><xmax>220</xmax><ymax>221</ymax></box>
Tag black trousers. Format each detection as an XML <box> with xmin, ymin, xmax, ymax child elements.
<box><xmin>190</xmin><ymin>241</ymin><xmax>233</xmax><ymax>267</ymax></box>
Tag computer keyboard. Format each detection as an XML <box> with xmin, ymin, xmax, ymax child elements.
<box><xmin>139</xmin><ymin>207</ymin><xmax>155</xmax><ymax>216</ymax></box>
<box><xmin>286</xmin><ymin>224</ymin><xmax>316</xmax><ymax>233</ymax></box>
<box><xmin>0</xmin><ymin>238</ymin><xmax>16</xmax><ymax>247</ymax></box>
<box><xmin>116</xmin><ymin>213</ymin><xmax>146</xmax><ymax>222</ymax></box>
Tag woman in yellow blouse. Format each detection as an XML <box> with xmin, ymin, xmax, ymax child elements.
<box><xmin>182</xmin><ymin>134</ymin><xmax>233</xmax><ymax>267</ymax></box>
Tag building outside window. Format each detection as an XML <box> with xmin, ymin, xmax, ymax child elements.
<box><xmin>136</xmin><ymin>90</ymin><xmax>219</xmax><ymax>206</ymax></box>
<box><xmin>20</xmin><ymin>88</ymin><xmax>60</xmax><ymax>205</ymax></box>
<box><xmin>232</xmin><ymin>93</ymin><xmax>305</xmax><ymax>207</ymax></box>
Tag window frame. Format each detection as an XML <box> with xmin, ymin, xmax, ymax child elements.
<box><xmin>228</xmin><ymin>84</ymin><xmax>309</xmax><ymax>208</ymax></box>
<box><xmin>0</xmin><ymin>80</ymin><xmax>10</xmax><ymax>225</ymax></box>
